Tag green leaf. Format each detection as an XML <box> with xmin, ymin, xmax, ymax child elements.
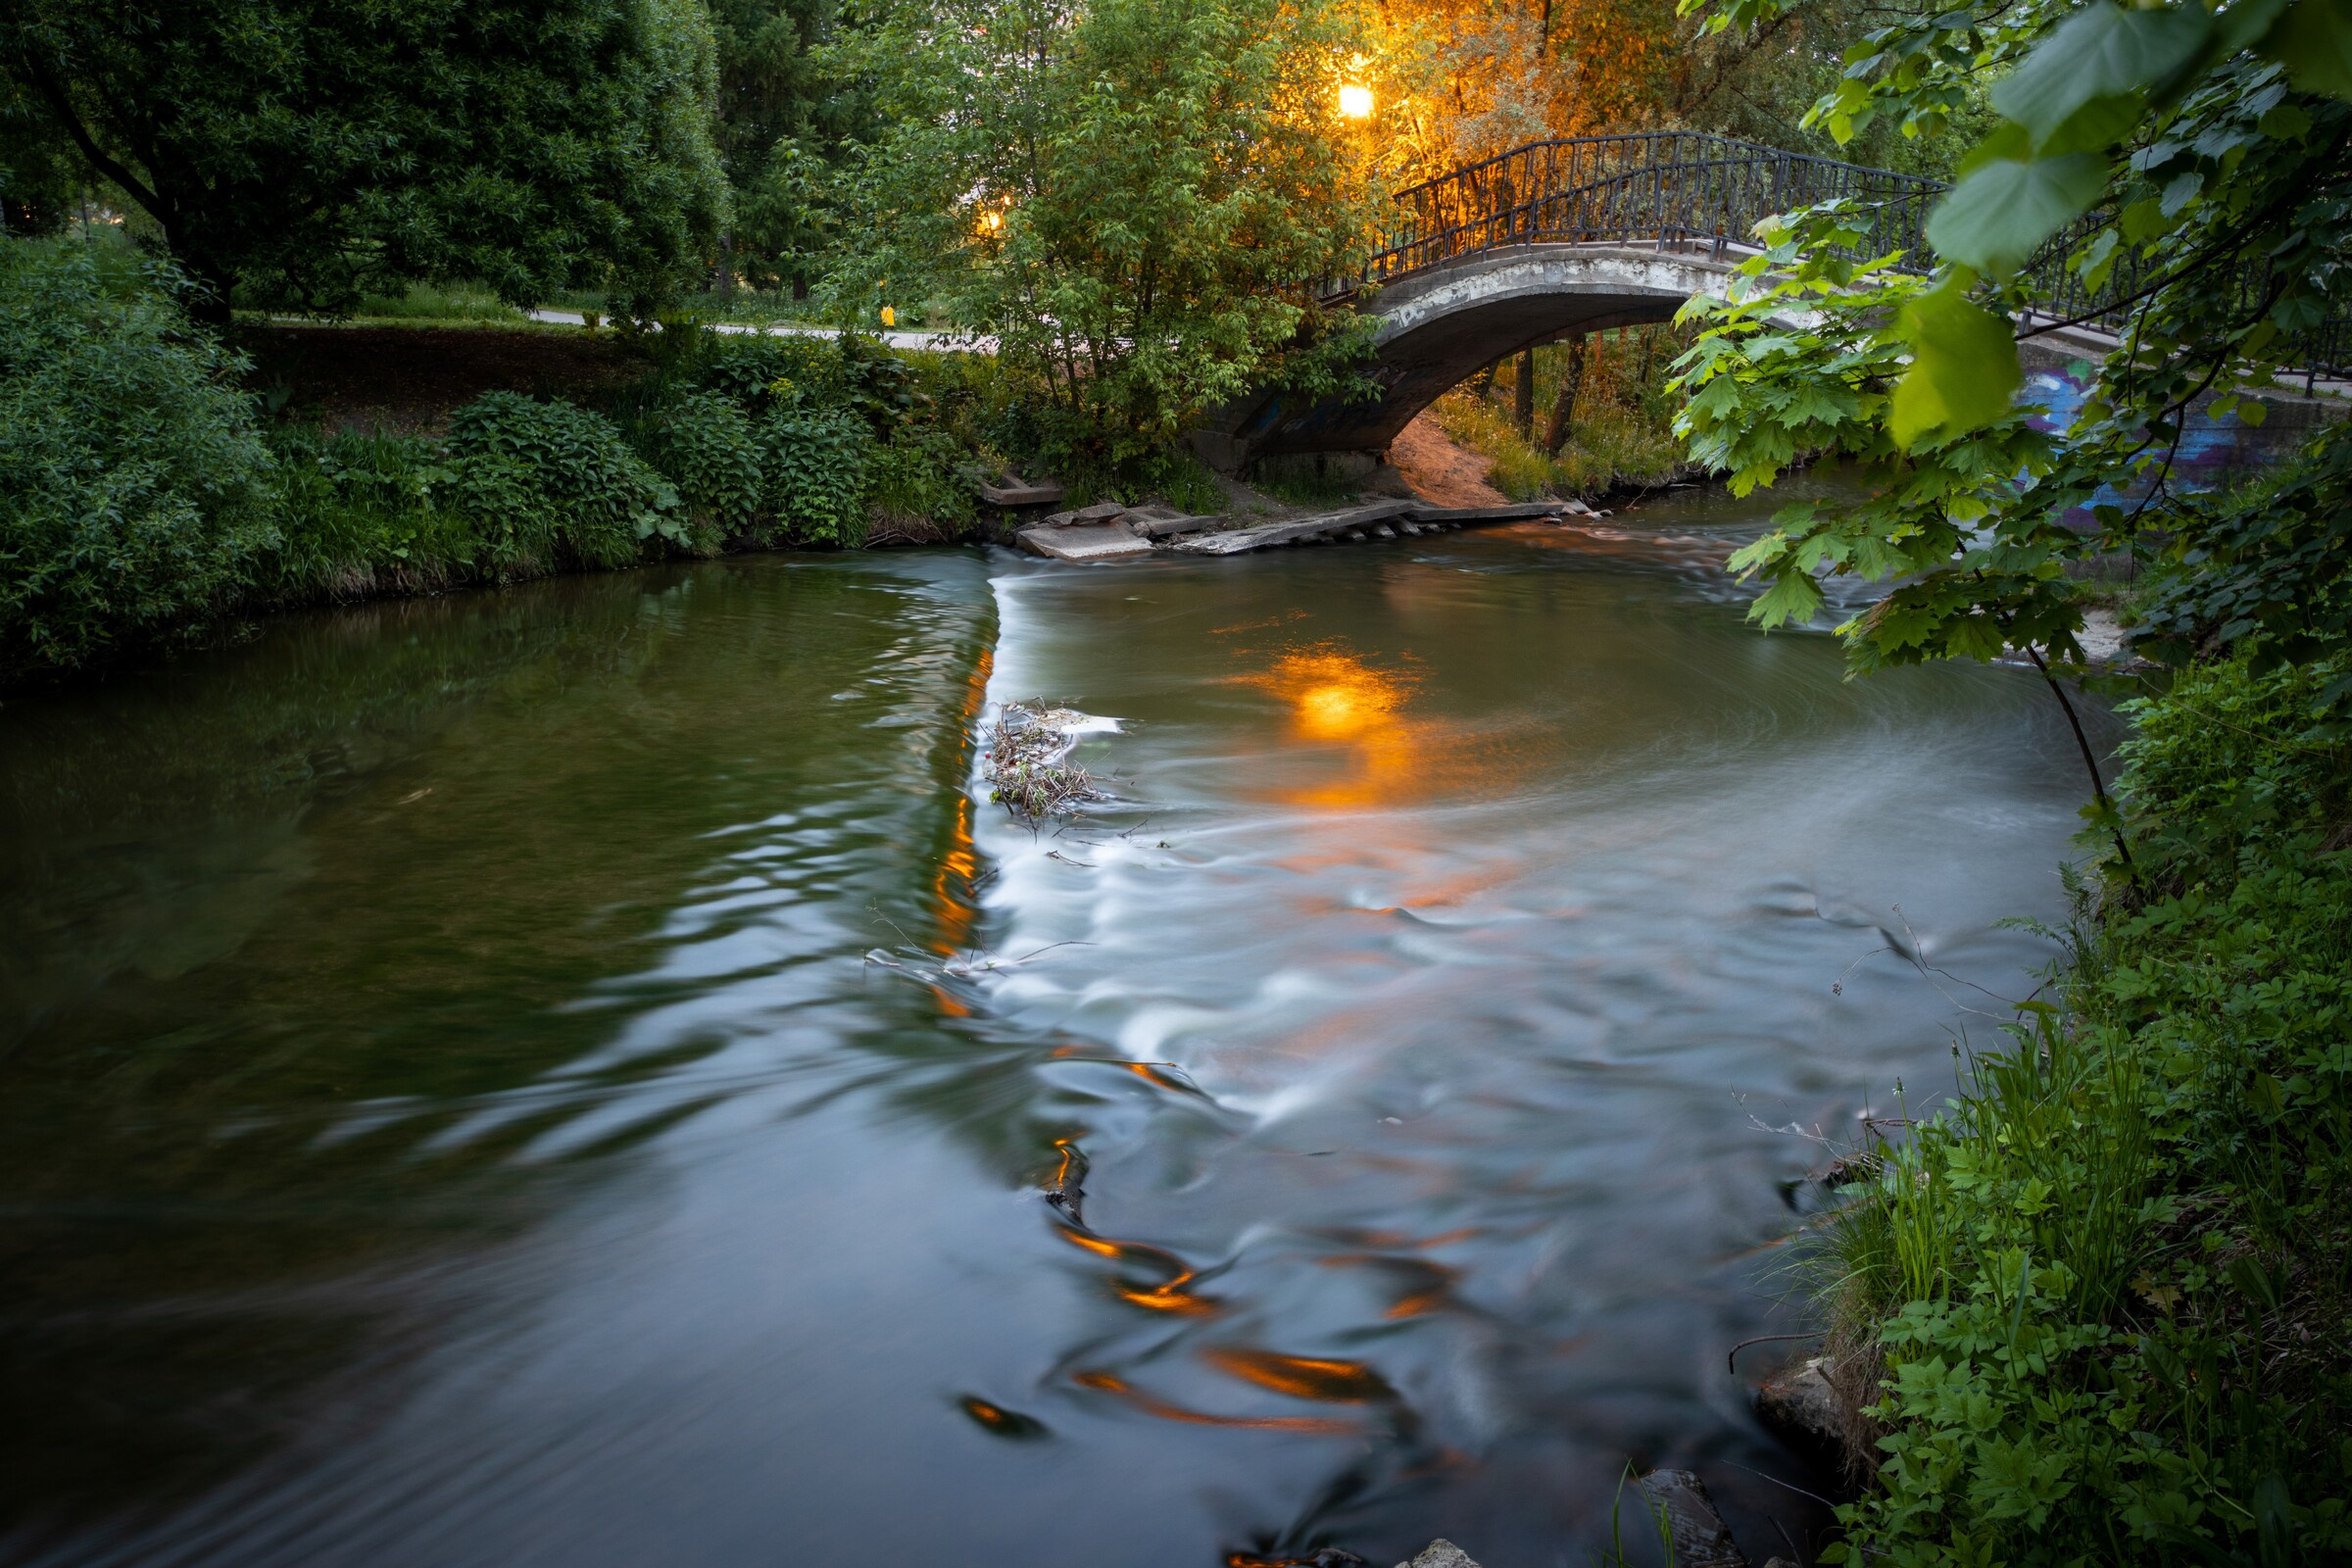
<box><xmin>1750</xmin><ymin>569</ymin><xmax>1827</xmax><ymax>629</ymax></box>
<box><xmin>1890</xmin><ymin>285</ymin><xmax>2023</xmax><ymax>448</ymax></box>
<box><xmin>1926</xmin><ymin>154</ymin><xmax>2107</xmax><ymax>276</ymax></box>
<box><xmin>1991</xmin><ymin>4</ymin><xmax>2211</xmax><ymax>150</ymax></box>
<box><xmin>2257</xmin><ymin>0</ymin><xmax>2352</xmax><ymax>99</ymax></box>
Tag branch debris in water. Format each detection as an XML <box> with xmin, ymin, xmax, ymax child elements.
<box><xmin>982</xmin><ymin>700</ymin><xmax>1104</xmax><ymax>823</ymax></box>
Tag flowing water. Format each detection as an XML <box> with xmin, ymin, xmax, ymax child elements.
<box><xmin>0</xmin><ymin>497</ymin><xmax>2111</xmax><ymax>1568</ymax></box>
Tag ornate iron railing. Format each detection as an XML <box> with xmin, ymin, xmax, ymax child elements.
<box><xmin>1336</xmin><ymin>130</ymin><xmax>2350</xmax><ymax>380</ymax></box>
<box><xmin>1349</xmin><ymin>131</ymin><xmax>1942</xmax><ymax>289</ymax></box>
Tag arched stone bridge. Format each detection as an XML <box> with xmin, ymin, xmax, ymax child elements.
<box><xmin>1196</xmin><ymin>130</ymin><xmax>2345</xmax><ymax>470</ymax></box>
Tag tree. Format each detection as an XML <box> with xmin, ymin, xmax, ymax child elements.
<box><xmin>842</xmin><ymin>0</ymin><xmax>1382</xmax><ymax>471</ymax></box>
<box><xmin>1</xmin><ymin>0</ymin><xmax>729</xmax><ymax>322</ymax></box>
<box><xmin>707</xmin><ymin>0</ymin><xmax>875</xmax><ymax>293</ymax></box>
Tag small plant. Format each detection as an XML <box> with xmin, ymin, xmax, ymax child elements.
<box><xmin>865</xmin><ymin>425</ymin><xmax>975</xmax><ymax>541</ymax></box>
<box><xmin>444</xmin><ymin>391</ymin><xmax>681</xmax><ymax>571</ymax></box>
<box><xmin>264</xmin><ymin>427</ymin><xmax>476</xmax><ymax>598</ymax></box>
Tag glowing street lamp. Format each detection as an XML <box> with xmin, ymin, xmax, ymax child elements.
<box><xmin>1339</xmin><ymin>82</ymin><xmax>1373</xmax><ymax>120</ymax></box>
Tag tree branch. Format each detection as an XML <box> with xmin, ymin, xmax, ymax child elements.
<box><xmin>17</xmin><ymin>51</ymin><xmax>168</xmax><ymax>227</ymax></box>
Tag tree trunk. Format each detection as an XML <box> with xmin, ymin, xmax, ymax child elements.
<box><xmin>184</xmin><ymin>260</ymin><xmax>235</xmax><ymax>328</ymax></box>
<box><xmin>1544</xmin><ymin>336</ymin><xmax>1587</xmax><ymax>457</ymax></box>
<box><xmin>1513</xmin><ymin>348</ymin><xmax>1535</xmax><ymax>438</ymax></box>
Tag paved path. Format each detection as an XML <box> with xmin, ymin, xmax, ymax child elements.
<box><xmin>524</xmin><ymin>310</ymin><xmax>996</xmax><ymax>354</ymax></box>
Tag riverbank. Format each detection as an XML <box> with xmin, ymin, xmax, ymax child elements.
<box><xmin>1789</xmin><ymin>655</ymin><xmax>2352</xmax><ymax>1564</ymax></box>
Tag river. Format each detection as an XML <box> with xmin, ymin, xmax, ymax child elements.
<box><xmin>0</xmin><ymin>493</ymin><xmax>2109</xmax><ymax>1567</ymax></box>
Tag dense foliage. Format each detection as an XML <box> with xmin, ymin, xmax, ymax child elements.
<box><xmin>0</xmin><ymin>235</ymin><xmax>1012</xmax><ymax>682</ymax></box>
<box><xmin>0</xmin><ymin>241</ymin><xmax>276</xmax><ymax>682</ymax></box>
<box><xmin>1</xmin><ymin>0</ymin><xmax>729</xmax><ymax>320</ymax></box>
<box><xmin>1675</xmin><ymin>0</ymin><xmax>2352</xmax><ymax>692</ymax></box>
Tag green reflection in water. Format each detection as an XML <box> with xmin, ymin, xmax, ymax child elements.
<box><xmin>0</xmin><ymin>553</ymin><xmax>1006</xmax><ymax>1522</ymax></box>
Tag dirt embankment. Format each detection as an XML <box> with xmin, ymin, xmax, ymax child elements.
<box><xmin>234</xmin><ymin>324</ymin><xmax>651</xmax><ymax>435</ymax></box>
<box><xmin>1387</xmin><ymin>413</ymin><xmax>1510</xmax><ymax>508</ymax></box>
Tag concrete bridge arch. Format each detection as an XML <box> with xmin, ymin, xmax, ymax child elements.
<box><xmin>1196</xmin><ymin>243</ymin><xmax>1756</xmax><ymax>468</ymax></box>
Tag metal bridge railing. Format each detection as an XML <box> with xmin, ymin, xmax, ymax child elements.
<box><xmin>1336</xmin><ymin>130</ymin><xmax>2350</xmax><ymax>380</ymax></box>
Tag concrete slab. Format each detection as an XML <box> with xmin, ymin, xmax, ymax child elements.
<box><xmin>1171</xmin><ymin>499</ymin><xmax>1564</xmax><ymax>556</ymax></box>
<box><xmin>1017</xmin><ymin>523</ymin><xmax>1152</xmax><ymax>563</ymax></box>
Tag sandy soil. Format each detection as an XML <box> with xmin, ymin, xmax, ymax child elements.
<box><xmin>1387</xmin><ymin>413</ymin><xmax>1508</xmax><ymax>508</ymax></box>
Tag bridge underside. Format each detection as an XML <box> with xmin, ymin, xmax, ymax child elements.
<box><xmin>1201</xmin><ymin>245</ymin><xmax>1747</xmax><ymax>466</ymax></box>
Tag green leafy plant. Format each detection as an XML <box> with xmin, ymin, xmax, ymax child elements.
<box><xmin>758</xmin><ymin>405</ymin><xmax>869</xmax><ymax>544</ymax></box>
<box><xmin>262</xmin><ymin>426</ymin><xmax>477</xmax><ymax>599</ymax></box>
<box><xmin>637</xmin><ymin>388</ymin><xmax>764</xmax><ymax>542</ymax></box>
<box><xmin>444</xmin><ymin>391</ymin><xmax>681</xmax><ymax>570</ymax></box>
<box><xmin>0</xmin><ymin>238</ymin><xmax>276</xmax><ymax>682</ymax></box>
<box><xmin>864</xmin><ymin>424</ymin><xmax>975</xmax><ymax>540</ymax></box>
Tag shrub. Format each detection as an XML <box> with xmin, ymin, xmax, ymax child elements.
<box><xmin>444</xmin><ymin>391</ymin><xmax>681</xmax><ymax>570</ymax></box>
<box><xmin>636</xmin><ymin>389</ymin><xmax>762</xmax><ymax>542</ymax></box>
<box><xmin>2115</xmin><ymin>656</ymin><xmax>2352</xmax><ymax>870</ymax></box>
<box><xmin>690</xmin><ymin>330</ymin><xmax>835</xmax><ymax>413</ymax></box>
<box><xmin>864</xmin><ymin>425</ymin><xmax>975</xmax><ymax>540</ymax></box>
<box><xmin>0</xmin><ymin>238</ymin><xmax>277</xmax><ymax>682</ymax></box>
<box><xmin>759</xmin><ymin>407</ymin><xmax>870</xmax><ymax>545</ymax></box>
<box><xmin>262</xmin><ymin>428</ymin><xmax>478</xmax><ymax>599</ymax></box>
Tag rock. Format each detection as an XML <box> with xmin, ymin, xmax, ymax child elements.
<box><xmin>1756</xmin><ymin>1356</ymin><xmax>1843</xmax><ymax>1446</ymax></box>
<box><xmin>1563</xmin><ymin>498</ymin><xmax>1595</xmax><ymax>515</ymax></box>
<box><xmin>1371</xmin><ymin>523</ymin><xmax>1396</xmax><ymax>539</ymax></box>
<box><xmin>1039</xmin><ymin>509</ymin><xmax>1079</xmax><ymax>528</ymax></box>
<box><xmin>1017</xmin><ymin>523</ymin><xmax>1152</xmax><ymax>563</ymax></box>
<box><xmin>1394</xmin><ymin>1541</ymin><xmax>1482</xmax><ymax>1568</ymax></box>
<box><xmin>1071</xmin><ymin>500</ymin><xmax>1128</xmax><ymax>523</ymax></box>
<box><xmin>1637</xmin><ymin>1470</ymin><xmax>1750</xmax><ymax>1568</ymax></box>
<box><xmin>1121</xmin><ymin>505</ymin><xmax>1220</xmax><ymax>539</ymax></box>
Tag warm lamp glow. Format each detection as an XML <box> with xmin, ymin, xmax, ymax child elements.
<box><xmin>1339</xmin><ymin>83</ymin><xmax>1374</xmax><ymax>120</ymax></box>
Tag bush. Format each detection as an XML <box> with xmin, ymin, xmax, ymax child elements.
<box><xmin>759</xmin><ymin>407</ymin><xmax>870</xmax><ymax>545</ymax></box>
<box><xmin>864</xmin><ymin>425</ymin><xmax>975</xmax><ymax>540</ymax></box>
<box><xmin>262</xmin><ymin>428</ymin><xmax>478</xmax><ymax>600</ymax></box>
<box><xmin>687</xmin><ymin>330</ymin><xmax>827</xmax><ymax>412</ymax></box>
<box><xmin>444</xmin><ymin>391</ymin><xmax>681</xmax><ymax>570</ymax></box>
<box><xmin>2115</xmin><ymin>657</ymin><xmax>2352</xmax><ymax>871</ymax></box>
<box><xmin>0</xmin><ymin>238</ymin><xmax>277</xmax><ymax>681</ymax></box>
<box><xmin>636</xmin><ymin>389</ymin><xmax>762</xmax><ymax>542</ymax></box>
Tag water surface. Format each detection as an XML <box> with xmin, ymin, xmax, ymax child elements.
<box><xmin>0</xmin><ymin>500</ymin><xmax>2106</xmax><ymax>1566</ymax></box>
